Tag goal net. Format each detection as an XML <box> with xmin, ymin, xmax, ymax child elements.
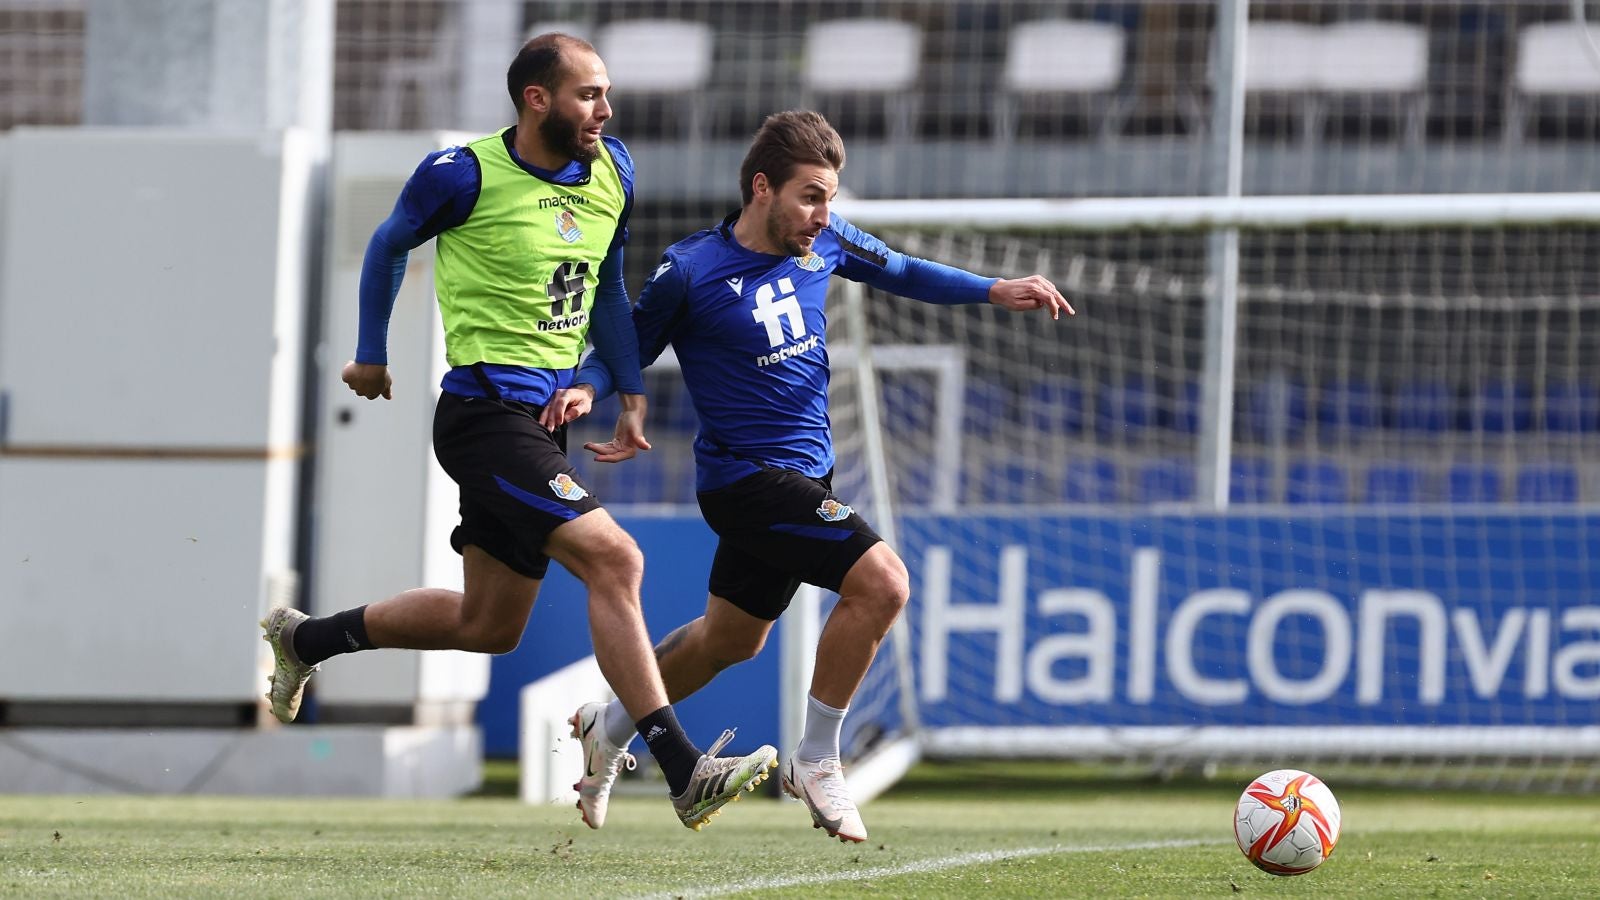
<box><xmin>825</xmin><ymin>193</ymin><xmax>1600</xmax><ymax>792</ymax></box>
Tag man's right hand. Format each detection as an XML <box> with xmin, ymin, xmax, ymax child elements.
<box><xmin>342</xmin><ymin>361</ymin><xmax>393</xmax><ymax>400</ymax></box>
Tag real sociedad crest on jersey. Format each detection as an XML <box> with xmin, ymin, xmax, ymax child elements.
<box><xmin>794</xmin><ymin>252</ymin><xmax>825</xmax><ymax>271</ymax></box>
<box><xmin>555</xmin><ymin>209</ymin><xmax>583</xmax><ymax>243</ymax></box>
<box><xmin>549</xmin><ymin>473</ymin><xmax>589</xmax><ymax>501</ymax></box>
<box><xmin>816</xmin><ymin>499</ymin><xmax>853</xmax><ymax>522</ymax></box>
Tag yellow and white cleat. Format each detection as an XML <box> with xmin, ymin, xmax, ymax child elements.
<box><xmin>670</xmin><ymin>729</ymin><xmax>778</xmax><ymax>831</ymax></box>
<box><xmin>259</xmin><ymin>607</ymin><xmax>317</xmax><ymax>723</ymax></box>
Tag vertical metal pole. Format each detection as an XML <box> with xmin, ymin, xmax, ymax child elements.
<box><xmin>1197</xmin><ymin>0</ymin><xmax>1248</xmax><ymax>508</ymax></box>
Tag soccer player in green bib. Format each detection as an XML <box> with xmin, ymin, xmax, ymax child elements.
<box><xmin>259</xmin><ymin>33</ymin><xmax>776</xmax><ymax>831</ymax></box>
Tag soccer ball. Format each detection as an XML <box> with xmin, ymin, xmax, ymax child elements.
<box><xmin>1233</xmin><ymin>768</ymin><xmax>1341</xmax><ymax>876</ymax></box>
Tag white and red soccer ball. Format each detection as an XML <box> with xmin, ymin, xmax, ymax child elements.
<box><xmin>1233</xmin><ymin>769</ymin><xmax>1342</xmax><ymax>876</ymax></box>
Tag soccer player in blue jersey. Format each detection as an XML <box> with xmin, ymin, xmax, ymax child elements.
<box><xmin>552</xmin><ymin>110</ymin><xmax>1073</xmax><ymax>842</ymax></box>
<box><xmin>257</xmin><ymin>33</ymin><xmax>776</xmax><ymax>831</ymax></box>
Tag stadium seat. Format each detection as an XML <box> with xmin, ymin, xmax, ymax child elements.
<box><xmin>880</xmin><ymin>372</ymin><xmax>937</xmax><ymax>439</ymax></box>
<box><xmin>1469</xmin><ymin>380</ymin><xmax>1534</xmax><ymax>433</ymax></box>
<box><xmin>1543</xmin><ymin>380</ymin><xmax>1600</xmax><ymax>433</ymax></box>
<box><xmin>1315</xmin><ymin>377</ymin><xmax>1381</xmax><ymax>440</ymax></box>
<box><xmin>964</xmin><ymin>460</ymin><xmax>1045</xmax><ymax>505</ymax></box>
<box><xmin>1170</xmin><ymin>380</ymin><xmax>1201</xmax><ymax>435</ymax></box>
<box><xmin>802</xmin><ymin>19</ymin><xmax>923</xmax><ymax>142</ymax></box>
<box><xmin>1508</xmin><ymin>22</ymin><xmax>1600</xmax><ymax>141</ymax></box>
<box><xmin>1242</xmin><ymin>376</ymin><xmax>1308</xmax><ymax>444</ymax></box>
<box><xmin>597</xmin><ymin>20</ymin><xmax>715</xmax><ymax>140</ymax></box>
<box><xmin>1028</xmin><ymin>377</ymin><xmax>1088</xmax><ymax>436</ymax></box>
<box><xmin>1313</xmin><ymin>20</ymin><xmax>1430</xmax><ymax>144</ymax></box>
<box><xmin>1062</xmin><ymin>456</ymin><xmax>1119</xmax><ymax>504</ymax></box>
<box><xmin>1136</xmin><ymin>458</ymin><xmax>1195</xmax><ymax>504</ymax></box>
<box><xmin>996</xmin><ymin>18</ymin><xmax>1128</xmax><ymax>142</ymax></box>
<box><xmin>1230</xmin><ymin>456</ymin><xmax>1272</xmax><ymax>504</ymax></box>
<box><xmin>1096</xmin><ymin>375</ymin><xmax>1156</xmax><ymax>440</ymax></box>
<box><xmin>1245</xmin><ymin>20</ymin><xmax>1428</xmax><ymax>144</ymax></box>
<box><xmin>962</xmin><ymin>377</ymin><xmax>1012</xmax><ymax>441</ymax></box>
<box><xmin>1391</xmin><ymin>379</ymin><xmax>1458</xmax><ymax>432</ymax></box>
<box><xmin>1364</xmin><ymin>463</ymin><xmax>1424</xmax><ymax>503</ymax></box>
<box><xmin>1448</xmin><ymin>463</ymin><xmax>1502</xmax><ymax>503</ymax></box>
<box><xmin>374</xmin><ymin>13</ymin><xmax>461</xmax><ymax>129</ymax></box>
<box><xmin>1286</xmin><ymin>458</ymin><xmax>1347</xmax><ymax>504</ymax></box>
<box><xmin>1516</xmin><ymin>463</ymin><xmax>1580</xmax><ymax>503</ymax></box>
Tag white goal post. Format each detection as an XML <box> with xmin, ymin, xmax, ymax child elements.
<box><xmin>811</xmin><ymin>191</ymin><xmax>1600</xmax><ymax>791</ymax></box>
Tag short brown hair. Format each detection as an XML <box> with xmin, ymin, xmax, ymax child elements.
<box><xmin>507</xmin><ymin>33</ymin><xmax>596</xmax><ymax>112</ymax></box>
<box><xmin>738</xmin><ymin>110</ymin><xmax>846</xmax><ymax>206</ymax></box>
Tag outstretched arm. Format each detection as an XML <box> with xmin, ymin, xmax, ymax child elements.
<box><xmin>832</xmin><ymin>214</ymin><xmax>1075</xmax><ymax>319</ymax></box>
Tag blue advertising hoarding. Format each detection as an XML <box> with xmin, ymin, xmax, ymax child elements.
<box><xmin>480</xmin><ymin>510</ymin><xmax>1600</xmax><ymax>756</ymax></box>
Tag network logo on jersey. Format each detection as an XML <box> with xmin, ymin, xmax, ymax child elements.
<box><xmin>549</xmin><ymin>473</ymin><xmax>589</xmax><ymax>501</ymax></box>
<box><xmin>816</xmin><ymin>499</ymin><xmax>853</xmax><ymax>522</ymax></box>
<box><xmin>794</xmin><ymin>252</ymin><xmax>825</xmax><ymax>272</ymax></box>
<box><xmin>555</xmin><ymin>209</ymin><xmax>583</xmax><ymax>243</ymax></box>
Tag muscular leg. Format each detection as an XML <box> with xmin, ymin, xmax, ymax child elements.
<box><xmin>362</xmin><ymin>545</ymin><xmax>539</xmax><ymax>654</ymax></box>
<box><xmin>810</xmin><ymin>542</ymin><xmax>910</xmax><ymax>709</ymax></box>
<box><xmin>654</xmin><ymin>595</ymin><xmax>775</xmax><ymax>702</ymax></box>
<box><xmin>542</xmin><ymin>507</ymin><xmax>668</xmax><ymax>722</ymax></box>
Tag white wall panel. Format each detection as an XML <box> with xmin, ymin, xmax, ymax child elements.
<box><xmin>311</xmin><ymin>132</ymin><xmax>486</xmax><ymax>708</ymax></box>
<box><xmin>0</xmin><ymin>128</ymin><xmax>311</xmax><ymax>449</ymax></box>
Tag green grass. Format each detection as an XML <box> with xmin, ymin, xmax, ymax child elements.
<box><xmin>3</xmin><ymin>761</ymin><xmax>1598</xmax><ymax>898</ymax></box>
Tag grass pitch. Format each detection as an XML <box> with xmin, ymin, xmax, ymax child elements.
<box><xmin>3</xmin><ymin>760</ymin><xmax>1598</xmax><ymax>898</ymax></box>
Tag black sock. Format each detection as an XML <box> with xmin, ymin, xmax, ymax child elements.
<box><xmin>291</xmin><ymin>606</ymin><xmax>374</xmax><ymax>666</ymax></box>
<box><xmin>636</xmin><ymin>706</ymin><xmax>701</xmax><ymax>796</ymax></box>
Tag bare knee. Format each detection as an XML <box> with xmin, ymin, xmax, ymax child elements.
<box><xmin>842</xmin><ymin>553</ymin><xmax>910</xmax><ymax>625</ymax></box>
<box><xmin>565</xmin><ymin>527</ymin><xmax>643</xmax><ymax>599</ymax></box>
<box><xmin>704</xmin><ymin>627</ymin><xmax>766</xmax><ymax>671</ymax></box>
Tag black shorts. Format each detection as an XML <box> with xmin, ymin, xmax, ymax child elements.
<box><xmin>696</xmin><ymin>467</ymin><xmax>883</xmax><ymax>621</ymax></box>
<box><xmin>432</xmin><ymin>391</ymin><xmax>601</xmax><ymax>579</ymax></box>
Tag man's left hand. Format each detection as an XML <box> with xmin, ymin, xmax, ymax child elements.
<box><xmin>539</xmin><ymin>385</ymin><xmax>595</xmax><ymax>430</ymax></box>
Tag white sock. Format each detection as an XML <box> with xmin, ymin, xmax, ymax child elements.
<box><xmin>795</xmin><ymin>694</ymin><xmax>848</xmax><ymax>764</ymax></box>
<box><xmin>602</xmin><ymin>698</ymin><xmax>636</xmax><ymax>750</ymax></box>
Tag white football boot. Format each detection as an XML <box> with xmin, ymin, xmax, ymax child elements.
<box><xmin>569</xmin><ymin>701</ymin><xmax>636</xmax><ymax>829</ymax></box>
<box><xmin>781</xmin><ymin>754</ymin><xmax>868</xmax><ymax>842</ymax></box>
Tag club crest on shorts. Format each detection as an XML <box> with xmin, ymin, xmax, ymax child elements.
<box><xmin>816</xmin><ymin>499</ymin><xmax>852</xmax><ymax>522</ymax></box>
<box><xmin>794</xmin><ymin>252</ymin><xmax>825</xmax><ymax>271</ymax></box>
<box><xmin>555</xmin><ymin>209</ymin><xmax>583</xmax><ymax>243</ymax></box>
<box><xmin>549</xmin><ymin>473</ymin><xmax>589</xmax><ymax>501</ymax></box>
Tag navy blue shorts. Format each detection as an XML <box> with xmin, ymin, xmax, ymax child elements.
<box><xmin>696</xmin><ymin>468</ymin><xmax>882</xmax><ymax>620</ymax></box>
<box><xmin>432</xmin><ymin>391</ymin><xmax>601</xmax><ymax>579</ymax></box>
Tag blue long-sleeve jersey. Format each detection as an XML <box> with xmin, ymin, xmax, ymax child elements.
<box><xmin>579</xmin><ymin>211</ymin><xmax>996</xmax><ymax>490</ymax></box>
<box><xmin>356</xmin><ymin>131</ymin><xmax>643</xmax><ymax>404</ymax></box>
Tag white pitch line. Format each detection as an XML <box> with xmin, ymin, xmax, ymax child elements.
<box><xmin>640</xmin><ymin>838</ymin><xmax>1221</xmax><ymax>899</ymax></box>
